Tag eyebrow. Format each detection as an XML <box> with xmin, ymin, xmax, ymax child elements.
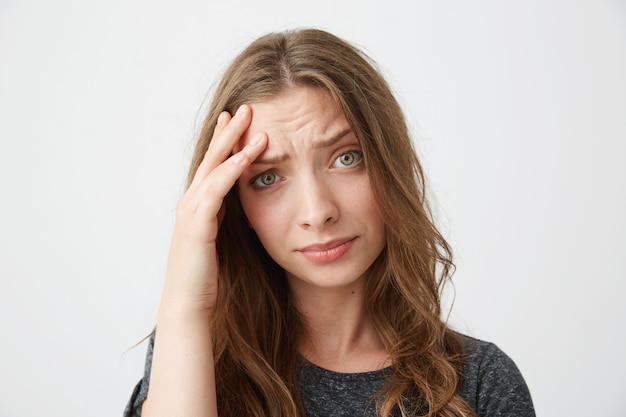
<box><xmin>252</xmin><ymin>128</ymin><xmax>353</xmax><ymax>165</ymax></box>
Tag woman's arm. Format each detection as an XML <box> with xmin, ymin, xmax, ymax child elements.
<box><xmin>142</xmin><ymin>306</ymin><xmax>218</xmax><ymax>416</ymax></box>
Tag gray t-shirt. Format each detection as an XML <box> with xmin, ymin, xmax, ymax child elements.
<box><xmin>124</xmin><ymin>334</ymin><xmax>535</xmax><ymax>417</ymax></box>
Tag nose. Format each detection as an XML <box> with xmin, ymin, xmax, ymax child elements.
<box><xmin>297</xmin><ymin>176</ymin><xmax>339</xmax><ymax>230</ymax></box>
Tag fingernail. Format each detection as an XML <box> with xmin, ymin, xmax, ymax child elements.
<box><xmin>234</xmin><ymin>105</ymin><xmax>246</xmax><ymax>119</ymax></box>
<box><xmin>216</xmin><ymin>112</ymin><xmax>227</xmax><ymax>126</ymax></box>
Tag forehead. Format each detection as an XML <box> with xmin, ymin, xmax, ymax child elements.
<box><xmin>240</xmin><ymin>87</ymin><xmax>349</xmax><ymax>148</ymax></box>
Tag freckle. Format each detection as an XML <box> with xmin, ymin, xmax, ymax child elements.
<box><xmin>351</xmin><ymin>291</ymin><xmax>355</xmax><ymax>294</ymax></box>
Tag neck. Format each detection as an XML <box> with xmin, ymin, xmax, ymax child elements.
<box><xmin>288</xmin><ymin>279</ymin><xmax>390</xmax><ymax>373</ymax></box>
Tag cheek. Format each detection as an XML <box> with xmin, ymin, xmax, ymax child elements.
<box><xmin>352</xmin><ymin>176</ymin><xmax>382</xmax><ymax>217</ymax></box>
<box><xmin>239</xmin><ymin>193</ymin><xmax>285</xmax><ymax>237</ymax></box>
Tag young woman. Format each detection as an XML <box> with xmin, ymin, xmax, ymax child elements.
<box><xmin>125</xmin><ymin>29</ymin><xmax>535</xmax><ymax>417</ymax></box>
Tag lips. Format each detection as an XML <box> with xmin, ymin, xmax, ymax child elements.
<box><xmin>297</xmin><ymin>237</ymin><xmax>357</xmax><ymax>263</ymax></box>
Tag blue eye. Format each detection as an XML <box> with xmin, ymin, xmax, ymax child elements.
<box><xmin>253</xmin><ymin>172</ymin><xmax>279</xmax><ymax>188</ymax></box>
<box><xmin>334</xmin><ymin>151</ymin><xmax>362</xmax><ymax>167</ymax></box>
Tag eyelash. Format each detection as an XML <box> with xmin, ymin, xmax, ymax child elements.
<box><xmin>250</xmin><ymin>150</ymin><xmax>363</xmax><ymax>189</ymax></box>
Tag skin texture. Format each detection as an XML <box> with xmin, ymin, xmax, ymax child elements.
<box><xmin>238</xmin><ymin>87</ymin><xmax>386</xmax><ymax>294</ymax></box>
<box><xmin>237</xmin><ymin>87</ymin><xmax>388</xmax><ymax>372</ymax></box>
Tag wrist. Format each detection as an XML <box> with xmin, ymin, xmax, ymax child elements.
<box><xmin>157</xmin><ymin>296</ymin><xmax>214</xmax><ymax>325</ymax></box>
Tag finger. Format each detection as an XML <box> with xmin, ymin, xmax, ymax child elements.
<box><xmin>191</xmin><ymin>105</ymin><xmax>252</xmax><ymax>187</ymax></box>
<box><xmin>212</xmin><ymin>110</ymin><xmax>231</xmax><ymax>145</ymax></box>
<box><xmin>193</xmin><ymin>132</ymin><xmax>268</xmax><ymax>219</ymax></box>
<box><xmin>188</xmin><ymin>111</ymin><xmax>230</xmax><ymax>188</ymax></box>
<box><xmin>207</xmin><ymin>105</ymin><xmax>253</xmax><ymax>163</ymax></box>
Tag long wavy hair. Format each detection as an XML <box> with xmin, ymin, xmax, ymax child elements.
<box><xmin>186</xmin><ymin>28</ymin><xmax>476</xmax><ymax>417</ymax></box>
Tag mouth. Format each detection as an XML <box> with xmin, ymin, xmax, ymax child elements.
<box><xmin>297</xmin><ymin>237</ymin><xmax>357</xmax><ymax>263</ymax></box>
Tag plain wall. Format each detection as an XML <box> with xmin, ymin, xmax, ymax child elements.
<box><xmin>1</xmin><ymin>0</ymin><xmax>625</xmax><ymax>416</ymax></box>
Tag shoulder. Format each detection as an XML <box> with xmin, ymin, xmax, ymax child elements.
<box><xmin>458</xmin><ymin>334</ymin><xmax>536</xmax><ymax>417</ymax></box>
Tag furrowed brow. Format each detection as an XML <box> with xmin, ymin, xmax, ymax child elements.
<box><xmin>312</xmin><ymin>128</ymin><xmax>353</xmax><ymax>150</ymax></box>
<box><xmin>252</xmin><ymin>128</ymin><xmax>354</xmax><ymax>165</ymax></box>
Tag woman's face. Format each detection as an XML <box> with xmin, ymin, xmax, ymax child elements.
<box><xmin>237</xmin><ymin>86</ymin><xmax>386</xmax><ymax>292</ymax></box>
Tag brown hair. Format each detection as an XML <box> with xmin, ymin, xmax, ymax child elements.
<box><xmin>188</xmin><ymin>28</ymin><xmax>476</xmax><ymax>417</ymax></box>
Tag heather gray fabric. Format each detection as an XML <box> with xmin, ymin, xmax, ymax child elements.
<box><xmin>298</xmin><ymin>336</ymin><xmax>535</xmax><ymax>417</ymax></box>
<box><xmin>124</xmin><ymin>334</ymin><xmax>535</xmax><ymax>417</ymax></box>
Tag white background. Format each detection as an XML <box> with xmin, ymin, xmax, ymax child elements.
<box><xmin>1</xmin><ymin>1</ymin><xmax>625</xmax><ymax>416</ymax></box>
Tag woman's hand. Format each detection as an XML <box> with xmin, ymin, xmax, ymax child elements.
<box><xmin>162</xmin><ymin>104</ymin><xmax>267</xmax><ymax>313</ymax></box>
<box><xmin>142</xmin><ymin>105</ymin><xmax>266</xmax><ymax>417</ymax></box>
